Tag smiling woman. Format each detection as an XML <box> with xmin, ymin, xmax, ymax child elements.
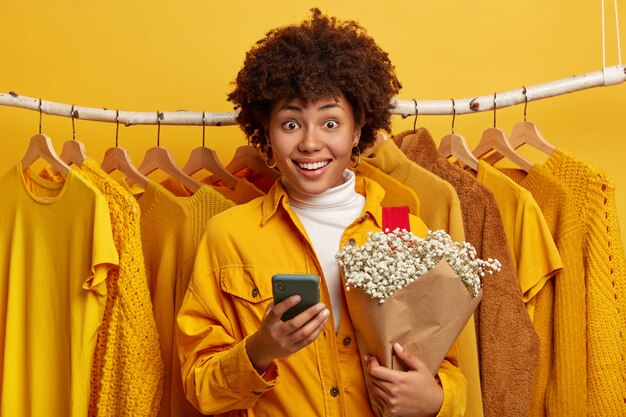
<box><xmin>175</xmin><ymin>8</ymin><xmax>466</xmax><ymax>417</ymax></box>
<box><xmin>267</xmin><ymin>95</ymin><xmax>360</xmax><ymax>195</ymax></box>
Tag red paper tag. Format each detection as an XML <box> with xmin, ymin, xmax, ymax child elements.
<box><xmin>382</xmin><ymin>206</ymin><xmax>411</xmax><ymax>233</ymax></box>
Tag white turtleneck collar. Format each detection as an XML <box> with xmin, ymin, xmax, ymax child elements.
<box><xmin>281</xmin><ymin>169</ymin><xmax>365</xmax><ymax>332</ymax></box>
<box><xmin>282</xmin><ymin>169</ymin><xmax>359</xmax><ymax>210</ymax></box>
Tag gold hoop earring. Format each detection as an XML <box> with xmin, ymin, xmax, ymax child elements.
<box><xmin>349</xmin><ymin>145</ymin><xmax>361</xmax><ymax>169</ymax></box>
<box><xmin>265</xmin><ymin>145</ymin><xmax>277</xmax><ymax>169</ymax></box>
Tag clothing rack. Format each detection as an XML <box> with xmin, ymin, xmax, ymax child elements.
<box><xmin>0</xmin><ymin>65</ymin><xmax>624</xmax><ymax>127</ymax></box>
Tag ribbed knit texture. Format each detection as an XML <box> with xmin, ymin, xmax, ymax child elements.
<box><xmin>363</xmin><ymin>139</ymin><xmax>484</xmax><ymax>417</ymax></box>
<box><xmin>500</xmin><ymin>165</ymin><xmax>587</xmax><ymax>417</ymax></box>
<box><xmin>544</xmin><ymin>148</ymin><xmax>626</xmax><ymax>416</ymax></box>
<box><xmin>71</xmin><ymin>160</ymin><xmax>164</xmax><ymax>417</ymax></box>
<box><xmin>136</xmin><ymin>181</ymin><xmax>234</xmax><ymax>417</ymax></box>
<box><xmin>394</xmin><ymin>128</ymin><xmax>539</xmax><ymax>417</ymax></box>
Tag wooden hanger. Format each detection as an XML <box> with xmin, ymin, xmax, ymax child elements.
<box><xmin>137</xmin><ymin>112</ymin><xmax>202</xmax><ymax>192</ymax></box>
<box><xmin>21</xmin><ymin>133</ymin><xmax>71</xmax><ymax>176</ymax></box>
<box><xmin>473</xmin><ymin>127</ymin><xmax>532</xmax><ymax>172</ymax></box>
<box><xmin>59</xmin><ymin>140</ymin><xmax>87</xmax><ymax>167</ymax></box>
<box><xmin>59</xmin><ymin>106</ymin><xmax>87</xmax><ymax>168</ymax></box>
<box><xmin>21</xmin><ymin>99</ymin><xmax>70</xmax><ymax>176</ymax></box>
<box><xmin>138</xmin><ymin>147</ymin><xmax>202</xmax><ymax>193</ymax></box>
<box><xmin>182</xmin><ymin>114</ymin><xmax>239</xmax><ymax>187</ymax></box>
<box><xmin>438</xmin><ymin>133</ymin><xmax>479</xmax><ymax>171</ymax></box>
<box><xmin>183</xmin><ymin>147</ymin><xmax>239</xmax><ymax>187</ymax></box>
<box><xmin>100</xmin><ymin>110</ymin><xmax>149</xmax><ymax>189</ymax></box>
<box><xmin>101</xmin><ymin>147</ymin><xmax>149</xmax><ymax>189</ymax></box>
<box><xmin>221</xmin><ymin>144</ymin><xmax>281</xmax><ymax>181</ymax></box>
<box><xmin>485</xmin><ymin>88</ymin><xmax>555</xmax><ymax>165</ymax></box>
<box><xmin>437</xmin><ymin>98</ymin><xmax>479</xmax><ymax>171</ymax></box>
<box><xmin>472</xmin><ymin>94</ymin><xmax>532</xmax><ymax>172</ymax></box>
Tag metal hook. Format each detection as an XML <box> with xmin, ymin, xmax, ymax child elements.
<box><xmin>38</xmin><ymin>98</ymin><xmax>43</xmax><ymax>134</ymax></box>
<box><xmin>157</xmin><ymin>111</ymin><xmax>161</xmax><ymax>147</ymax></box>
<box><xmin>493</xmin><ymin>92</ymin><xmax>497</xmax><ymax>128</ymax></box>
<box><xmin>71</xmin><ymin>104</ymin><xmax>76</xmax><ymax>141</ymax></box>
<box><xmin>202</xmin><ymin>112</ymin><xmax>206</xmax><ymax>147</ymax></box>
<box><xmin>412</xmin><ymin>99</ymin><xmax>418</xmax><ymax>133</ymax></box>
<box><xmin>522</xmin><ymin>86</ymin><xmax>528</xmax><ymax>122</ymax></box>
<box><xmin>451</xmin><ymin>99</ymin><xmax>456</xmax><ymax>134</ymax></box>
<box><xmin>115</xmin><ymin>110</ymin><xmax>120</xmax><ymax>147</ymax></box>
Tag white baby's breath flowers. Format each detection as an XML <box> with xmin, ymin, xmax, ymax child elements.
<box><xmin>336</xmin><ymin>229</ymin><xmax>501</xmax><ymax>303</ymax></box>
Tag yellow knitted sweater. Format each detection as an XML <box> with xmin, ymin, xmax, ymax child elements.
<box><xmin>78</xmin><ymin>160</ymin><xmax>164</xmax><ymax>417</ymax></box>
<box><xmin>135</xmin><ymin>181</ymin><xmax>234</xmax><ymax>417</ymax></box>
<box><xmin>500</xmin><ymin>166</ymin><xmax>586</xmax><ymax>417</ymax></box>
<box><xmin>544</xmin><ymin>148</ymin><xmax>626</xmax><ymax>416</ymax></box>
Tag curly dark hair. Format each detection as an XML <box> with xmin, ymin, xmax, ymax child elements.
<box><xmin>227</xmin><ymin>8</ymin><xmax>402</xmax><ymax>155</ymax></box>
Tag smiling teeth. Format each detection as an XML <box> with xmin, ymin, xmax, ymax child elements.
<box><xmin>298</xmin><ymin>161</ymin><xmax>330</xmax><ymax>170</ymax></box>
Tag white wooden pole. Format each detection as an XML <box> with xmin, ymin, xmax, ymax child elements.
<box><xmin>1</xmin><ymin>65</ymin><xmax>624</xmax><ymax>125</ymax></box>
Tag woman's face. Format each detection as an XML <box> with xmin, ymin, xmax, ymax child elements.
<box><xmin>266</xmin><ymin>93</ymin><xmax>361</xmax><ymax>195</ymax></box>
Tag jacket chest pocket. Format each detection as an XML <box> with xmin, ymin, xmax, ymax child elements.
<box><xmin>220</xmin><ymin>267</ymin><xmax>275</xmax><ymax>331</ymax></box>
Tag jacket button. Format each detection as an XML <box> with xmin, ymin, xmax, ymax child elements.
<box><xmin>347</xmin><ymin>238</ymin><xmax>356</xmax><ymax>246</ymax></box>
<box><xmin>251</xmin><ymin>287</ymin><xmax>259</xmax><ymax>298</ymax></box>
<box><xmin>342</xmin><ymin>336</ymin><xmax>352</xmax><ymax>346</ymax></box>
<box><xmin>361</xmin><ymin>214</ymin><xmax>368</xmax><ymax>221</ymax></box>
<box><xmin>330</xmin><ymin>386</ymin><xmax>340</xmax><ymax>397</ymax></box>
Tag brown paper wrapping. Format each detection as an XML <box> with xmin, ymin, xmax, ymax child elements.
<box><xmin>344</xmin><ymin>260</ymin><xmax>482</xmax><ymax>415</ymax></box>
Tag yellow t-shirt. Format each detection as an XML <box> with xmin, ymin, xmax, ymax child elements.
<box><xmin>0</xmin><ymin>163</ymin><xmax>118</xmax><ymax>417</ymax></box>
<box><xmin>476</xmin><ymin>161</ymin><xmax>563</xmax><ymax>320</ymax></box>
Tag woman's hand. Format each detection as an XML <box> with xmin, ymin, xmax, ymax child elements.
<box><xmin>366</xmin><ymin>343</ymin><xmax>444</xmax><ymax>417</ymax></box>
<box><xmin>246</xmin><ymin>295</ymin><xmax>330</xmax><ymax>374</ymax></box>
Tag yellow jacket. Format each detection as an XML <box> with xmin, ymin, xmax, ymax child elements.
<box><xmin>176</xmin><ymin>176</ymin><xmax>466</xmax><ymax>417</ymax></box>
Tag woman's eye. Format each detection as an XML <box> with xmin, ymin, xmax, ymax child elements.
<box><xmin>324</xmin><ymin>120</ymin><xmax>338</xmax><ymax>129</ymax></box>
<box><xmin>283</xmin><ymin>121</ymin><xmax>298</xmax><ymax>130</ymax></box>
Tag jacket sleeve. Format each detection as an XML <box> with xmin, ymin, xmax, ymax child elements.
<box><xmin>436</xmin><ymin>341</ymin><xmax>468</xmax><ymax>417</ymax></box>
<box><xmin>176</xmin><ymin>235</ymin><xmax>278</xmax><ymax>415</ymax></box>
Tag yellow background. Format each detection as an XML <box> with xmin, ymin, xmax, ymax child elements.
<box><xmin>1</xmin><ymin>0</ymin><xmax>625</xmax><ymax>246</ymax></box>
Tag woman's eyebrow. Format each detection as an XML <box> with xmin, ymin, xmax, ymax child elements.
<box><xmin>317</xmin><ymin>103</ymin><xmax>343</xmax><ymax>111</ymax></box>
<box><xmin>281</xmin><ymin>103</ymin><xmax>302</xmax><ymax>112</ymax></box>
<box><xmin>279</xmin><ymin>102</ymin><xmax>344</xmax><ymax>113</ymax></box>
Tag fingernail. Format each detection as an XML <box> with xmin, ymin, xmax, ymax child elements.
<box><xmin>363</xmin><ymin>354</ymin><xmax>370</xmax><ymax>362</ymax></box>
<box><xmin>321</xmin><ymin>309</ymin><xmax>330</xmax><ymax>318</ymax></box>
<box><xmin>394</xmin><ymin>342</ymin><xmax>404</xmax><ymax>352</ymax></box>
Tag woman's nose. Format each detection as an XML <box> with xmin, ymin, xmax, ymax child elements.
<box><xmin>298</xmin><ymin>127</ymin><xmax>322</xmax><ymax>152</ymax></box>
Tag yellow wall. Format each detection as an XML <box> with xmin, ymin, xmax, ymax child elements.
<box><xmin>1</xmin><ymin>0</ymin><xmax>625</xmax><ymax>246</ymax></box>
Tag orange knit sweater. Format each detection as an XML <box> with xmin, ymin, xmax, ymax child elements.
<box><xmin>500</xmin><ymin>165</ymin><xmax>587</xmax><ymax>417</ymax></box>
<box><xmin>544</xmin><ymin>149</ymin><xmax>626</xmax><ymax>417</ymax></box>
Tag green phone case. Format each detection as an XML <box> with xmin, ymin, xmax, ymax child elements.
<box><xmin>271</xmin><ymin>274</ymin><xmax>320</xmax><ymax>321</ymax></box>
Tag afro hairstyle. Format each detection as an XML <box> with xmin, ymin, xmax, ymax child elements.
<box><xmin>227</xmin><ymin>8</ymin><xmax>402</xmax><ymax>155</ymax></box>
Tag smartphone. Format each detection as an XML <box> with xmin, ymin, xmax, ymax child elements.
<box><xmin>271</xmin><ymin>274</ymin><xmax>321</xmax><ymax>321</ymax></box>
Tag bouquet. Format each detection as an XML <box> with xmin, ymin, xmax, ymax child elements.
<box><xmin>336</xmin><ymin>228</ymin><xmax>500</xmax><ymax>414</ymax></box>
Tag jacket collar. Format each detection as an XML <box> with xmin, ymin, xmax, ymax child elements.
<box><xmin>261</xmin><ymin>175</ymin><xmax>385</xmax><ymax>229</ymax></box>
